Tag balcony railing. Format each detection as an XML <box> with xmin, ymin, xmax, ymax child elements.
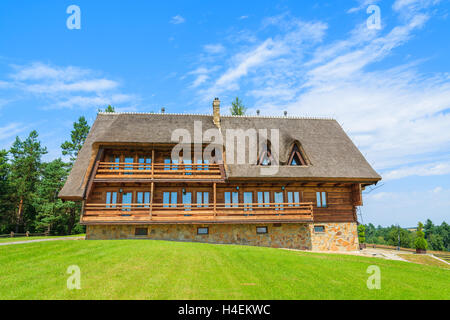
<box><xmin>95</xmin><ymin>162</ymin><xmax>224</xmax><ymax>180</ymax></box>
<box><xmin>82</xmin><ymin>202</ymin><xmax>314</xmax><ymax>223</ymax></box>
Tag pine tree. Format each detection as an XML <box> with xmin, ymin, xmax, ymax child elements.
<box><xmin>61</xmin><ymin>116</ymin><xmax>90</xmax><ymax>163</ymax></box>
<box><xmin>9</xmin><ymin>131</ymin><xmax>47</xmax><ymax>232</ymax></box>
<box><xmin>33</xmin><ymin>159</ymin><xmax>82</xmax><ymax>235</ymax></box>
<box><xmin>230</xmin><ymin>97</ymin><xmax>247</xmax><ymax>115</ymax></box>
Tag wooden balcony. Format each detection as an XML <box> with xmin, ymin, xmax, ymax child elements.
<box><xmin>82</xmin><ymin>202</ymin><xmax>314</xmax><ymax>224</ymax></box>
<box><xmin>94</xmin><ymin>162</ymin><xmax>225</xmax><ymax>181</ymax></box>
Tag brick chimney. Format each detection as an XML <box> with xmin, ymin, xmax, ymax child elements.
<box><xmin>213</xmin><ymin>97</ymin><xmax>220</xmax><ymax>128</ymax></box>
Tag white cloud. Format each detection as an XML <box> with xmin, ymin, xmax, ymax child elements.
<box><xmin>170</xmin><ymin>15</ymin><xmax>185</xmax><ymax>25</ymax></box>
<box><xmin>1</xmin><ymin>62</ymin><xmax>137</xmax><ymax>110</ymax></box>
<box><xmin>0</xmin><ymin>123</ymin><xmax>26</xmax><ymax>141</ymax></box>
<box><xmin>383</xmin><ymin>162</ymin><xmax>450</xmax><ymax>180</ymax></box>
<box><xmin>189</xmin><ymin>5</ymin><xmax>450</xmax><ymax>180</ymax></box>
<box><xmin>203</xmin><ymin>44</ymin><xmax>225</xmax><ymax>54</ymax></box>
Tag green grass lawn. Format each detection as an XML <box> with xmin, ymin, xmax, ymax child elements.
<box><xmin>0</xmin><ymin>239</ymin><xmax>448</xmax><ymax>300</ymax></box>
<box><xmin>0</xmin><ymin>234</ymin><xmax>85</xmax><ymax>243</ymax></box>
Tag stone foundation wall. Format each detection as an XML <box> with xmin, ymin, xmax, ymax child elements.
<box><xmin>86</xmin><ymin>222</ymin><xmax>358</xmax><ymax>251</ymax></box>
<box><xmin>310</xmin><ymin>222</ymin><xmax>359</xmax><ymax>251</ymax></box>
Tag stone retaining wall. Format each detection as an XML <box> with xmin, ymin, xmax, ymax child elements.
<box><xmin>86</xmin><ymin>222</ymin><xmax>358</xmax><ymax>251</ymax></box>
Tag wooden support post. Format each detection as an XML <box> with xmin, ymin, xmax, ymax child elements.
<box><xmin>213</xmin><ymin>182</ymin><xmax>217</xmax><ymax>216</ymax></box>
<box><xmin>151</xmin><ymin>150</ymin><xmax>155</xmax><ymax>179</ymax></box>
<box><xmin>149</xmin><ymin>182</ymin><xmax>154</xmax><ymax>219</ymax></box>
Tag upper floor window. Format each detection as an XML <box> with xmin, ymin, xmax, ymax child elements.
<box><xmin>182</xmin><ymin>191</ymin><xmax>192</xmax><ymax>211</ymax></box>
<box><xmin>287</xmin><ymin>191</ymin><xmax>301</xmax><ymax>207</ymax></box>
<box><xmin>258</xmin><ymin>143</ymin><xmax>274</xmax><ymax>166</ymax></box>
<box><xmin>163</xmin><ymin>191</ymin><xmax>178</xmax><ymax>208</ymax></box>
<box><xmin>106</xmin><ymin>191</ymin><xmax>117</xmax><ymax>208</ymax></box>
<box><xmin>110</xmin><ymin>156</ymin><xmax>120</xmax><ymax>170</ymax></box>
<box><xmin>224</xmin><ymin>191</ymin><xmax>239</xmax><ymax>208</ymax></box>
<box><xmin>316</xmin><ymin>192</ymin><xmax>327</xmax><ymax>208</ymax></box>
<box><xmin>122</xmin><ymin>192</ymin><xmax>133</xmax><ymax>211</ymax></box>
<box><xmin>274</xmin><ymin>192</ymin><xmax>284</xmax><ymax>211</ymax></box>
<box><xmin>243</xmin><ymin>192</ymin><xmax>253</xmax><ymax>211</ymax></box>
<box><xmin>288</xmin><ymin>144</ymin><xmax>308</xmax><ymax>166</ymax></box>
<box><xmin>196</xmin><ymin>192</ymin><xmax>209</xmax><ymax>207</ymax></box>
<box><xmin>138</xmin><ymin>156</ymin><xmax>151</xmax><ymax>170</ymax></box>
<box><xmin>137</xmin><ymin>191</ymin><xmax>151</xmax><ymax>208</ymax></box>
<box><xmin>124</xmin><ymin>157</ymin><xmax>134</xmax><ymax>174</ymax></box>
<box><xmin>257</xmin><ymin>191</ymin><xmax>270</xmax><ymax>207</ymax></box>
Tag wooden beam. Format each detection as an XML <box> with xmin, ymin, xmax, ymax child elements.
<box><xmin>84</xmin><ymin>148</ymin><xmax>104</xmax><ymax>200</ymax></box>
<box><xmin>213</xmin><ymin>182</ymin><xmax>217</xmax><ymax>216</ymax></box>
<box><xmin>149</xmin><ymin>182</ymin><xmax>154</xmax><ymax>219</ymax></box>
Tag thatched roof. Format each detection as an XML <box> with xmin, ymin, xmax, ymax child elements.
<box><xmin>59</xmin><ymin>112</ymin><xmax>381</xmax><ymax>200</ymax></box>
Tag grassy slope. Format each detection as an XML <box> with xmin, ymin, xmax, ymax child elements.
<box><xmin>0</xmin><ymin>240</ymin><xmax>448</xmax><ymax>300</ymax></box>
<box><xmin>0</xmin><ymin>234</ymin><xmax>85</xmax><ymax>243</ymax></box>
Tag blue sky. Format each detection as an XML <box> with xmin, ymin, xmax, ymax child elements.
<box><xmin>0</xmin><ymin>0</ymin><xmax>449</xmax><ymax>227</ymax></box>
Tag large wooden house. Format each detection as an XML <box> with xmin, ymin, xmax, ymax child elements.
<box><xmin>59</xmin><ymin>99</ymin><xmax>381</xmax><ymax>251</ymax></box>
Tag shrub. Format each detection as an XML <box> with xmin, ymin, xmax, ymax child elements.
<box><xmin>414</xmin><ymin>222</ymin><xmax>428</xmax><ymax>250</ymax></box>
<box><xmin>357</xmin><ymin>224</ymin><xmax>366</xmax><ymax>244</ymax></box>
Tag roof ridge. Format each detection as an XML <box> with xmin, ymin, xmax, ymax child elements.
<box><xmin>97</xmin><ymin>112</ymin><xmax>335</xmax><ymax>121</ymax></box>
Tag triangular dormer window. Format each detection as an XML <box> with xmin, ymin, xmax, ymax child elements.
<box><xmin>258</xmin><ymin>144</ymin><xmax>274</xmax><ymax>166</ymax></box>
<box><xmin>288</xmin><ymin>144</ymin><xmax>307</xmax><ymax>166</ymax></box>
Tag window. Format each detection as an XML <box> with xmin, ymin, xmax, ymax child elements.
<box><xmin>258</xmin><ymin>144</ymin><xmax>274</xmax><ymax>166</ymax></box>
<box><xmin>135</xmin><ymin>228</ymin><xmax>148</xmax><ymax>236</ymax></box>
<box><xmin>164</xmin><ymin>158</ymin><xmax>178</xmax><ymax>170</ymax></box>
<box><xmin>256</xmin><ymin>226</ymin><xmax>268</xmax><ymax>234</ymax></box>
<box><xmin>224</xmin><ymin>191</ymin><xmax>239</xmax><ymax>208</ymax></box>
<box><xmin>136</xmin><ymin>192</ymin><xmax>151</xmax><ymax>208</ymax></box>
<box><xmin>316</xmin><ymin>192</ymin><xmax>327</xmax><ymax>208</ymax></box>
<box><xmin>314</xmin><ymin>226</ymin><xmax>325</xmax><ymax>233</ymax></box>
<box><xmin>183</xmin><ymin>159</ymin><xmax>192</xmax><ymax>175</ymax></box>
<box><xmin>287</xmin><ymin>191</ymin><xmax>301</xmax><ymax>207</ymax></box>
<box><xmin>110</xmin><ymin>156</ymin><xmax>120</xmax><ymax>170</ymax></box>
<box><xmin>196</xmin><ymin>192</ymin><xmax>209</xmax><ymax>207</ymax></box>
<box><xmin>138</xmin><ymin>156</ymin><xmax>151</xmax><ymax>170</ymax></box>
<box><xmin>288</xmin><ymin>144</ymin><xmax>307</xmax><ymax>166</ymax></box>
<box><xmin>106</xmin><ymin>191</ymin><xmax>117</xmax><ymax>208</ymax></box>
<box><xmin>183</xmin><ymin>191</ymin><xmax>192</xmax><ymax>211</ymax></box>
<box><xmin>243</xmin><ymin>192</ymin><xmax>253</xmax><ymax>211</ymax></box>
<box><xmin>196</xmin><ymin>158</ymin><xmax>209</xmax><ymax>171</ymax></box>
<box><xmin>257</xmin><ymin>191</ymin><xmax>270</xmax><ymax>207</ymax></box>
<box><xmin>163</xmin><ymin>192</ymin><xmax>178</xmax><ymax>208</ymax></box>
<box><xmin>197</xmin><ymin>227</ymin><xmax>208</xmax><ymax>235</ymax></box>
<box><xmin>274</xmin><ymin>192</ymin><xmax>284</xmax><ymax>211</ymax></box>
<box><xmin>124</xmin><ymin>157</ymin><xmax>134</xmax><ymax>174</ymax></box>
<box><xmin>122</xmin><ymin>192</ymin><xmax>133</xmax><ymax>211</ymax></box>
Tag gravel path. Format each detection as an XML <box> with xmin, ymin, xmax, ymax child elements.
<box><xmin>0</xmin><ymin>236</ymin><xmax>85</xmax><ymax>246</ymax></box>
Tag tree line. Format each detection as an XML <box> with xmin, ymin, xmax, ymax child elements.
<box><xmin>363</xmin><ymin>220</ymin><xmax>450</xmax><ymax>251</ymax></box>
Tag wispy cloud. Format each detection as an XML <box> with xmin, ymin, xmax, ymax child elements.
<box><xmin>188</xmin><ymin>3</ymin><xmax>450</xmax><ymax>180</ymax></box>
<box><xmin>0</xmin><ymin>122</ymin><xmax>26</xmax><ymax>141</ymax></box>
<box><xmin>203</xmin><ymin>44</ymin><xmax>226</xmax><ymax>54</ymax></box>
<box><xmin>0</xmin><ymin>62</ymin><xmax>137</xmax><ymax>110</ymax></box>
<box><xmin>170</xmin><ymin>15</ymin><xmax>186</xmax><ymax>25</ymax></box>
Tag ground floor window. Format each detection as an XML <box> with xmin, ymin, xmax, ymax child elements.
<box><xmin>314</xmin><ymin>226</ymin><xmax>325</xmax><ymax>233</ymax></box>
<box><xmin>197</xmin><ymin>227</ymin><xmax>208</xmax><ymax>235</ymax></box>
<box><xmin>135</xmin><ymin>227</ymin><xmax>148</xmax><ymax>236</ymax></box>
<box><xmin>256</xmin><ymin>226</ymin><xmax>268</xmax><ymax>234</ymax></box>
